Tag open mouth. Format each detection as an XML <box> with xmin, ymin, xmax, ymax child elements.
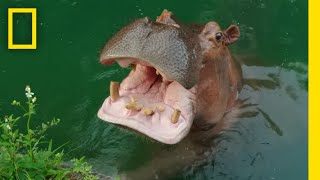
<box><xmin>97</xmin><ymin>58</ymin><xmax>196</xmax><ymax>144</ymax></box>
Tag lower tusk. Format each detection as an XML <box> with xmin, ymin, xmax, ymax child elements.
<box><xmin>156</xmin><ymin>70</ymin><xmax>159</xmax><ymax>75</ymax></box>
<box><xmin>171</xmin><ymin>109</ymin><xmax>181</xmax><ymax>124</ymax></box>
<box><xmin>110</xmin><ymin>81</ymin><xmax>120</xmax><ymax>102</ymax></box>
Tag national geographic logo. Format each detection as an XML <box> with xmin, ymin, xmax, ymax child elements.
<box><xmin>8</xmin><ymin>8</ymin><xmax>37</xmax><ymax>49</ymax></box>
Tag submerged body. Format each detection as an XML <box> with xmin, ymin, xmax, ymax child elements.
<box><xmin>98</xmin><ymin>9</ymin><xmax>241</xmax><ymax>144</ymax></box>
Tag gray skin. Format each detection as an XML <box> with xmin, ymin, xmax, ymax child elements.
<box><xmin>100</xmin><ymin>17</ymin><xmax>202</xmax><ymax>89</ymax></box>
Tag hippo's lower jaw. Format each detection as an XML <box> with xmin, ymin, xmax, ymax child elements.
<box><xmin>98</xmin><ymin>59</ymin><xmax>196</xmax><ymax>144</ymax></box>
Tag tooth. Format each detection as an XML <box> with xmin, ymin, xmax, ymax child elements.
<box><xmin>125</xmin><ymin>102</ymin><xmax>143</xmax><ymax>111</ymax></box>
<box><xmin>131</xmin><ymin>64</ymin><xmax>136</xmax><ymax>72</ymax></box>
<box><xmin>171</xmin><ymin>109</ymin><xmax>181</xmax><ymax>124</ymax></box>
<box><xmin>157</xmin><ymin>105</ymin><xmax>165</xmax><ymax>112</ymax></box>
<box><xmin>110</xmin><ymin>81</ymin><xmax>120</xmax><ymax>102</ymax></box>
<box><xmin>156</xmin><ymin>70</ymin><xmax>159</xmax><ymax>75</ymax></box>
<box><xmin>143</xmin><ymin>107</ymin><xmax>154</xmax><ymax>116</ymax></box>
<box><xmin>130</xmin><ymin>97</ymin><xmax>137</xmax><ymax>103</ymax></box>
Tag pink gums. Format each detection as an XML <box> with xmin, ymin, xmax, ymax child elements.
<box><xmin>98</xmin><ymin>65</ymin><xmax>196</xmax><ymax>144</ymax></box>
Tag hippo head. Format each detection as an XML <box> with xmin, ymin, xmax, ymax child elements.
<box><xmin>98</xmin><ymin>10</ymin><xmax>241</xmax><ymax>144</ymax></box>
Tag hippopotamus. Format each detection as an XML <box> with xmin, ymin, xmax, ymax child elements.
<box><xmin>97</xmin><ymin>9</ymin><xmax>241</xmax><ymax>145</ymax></box>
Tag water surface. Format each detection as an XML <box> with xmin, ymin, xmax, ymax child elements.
<box><xmin>0</xmin><ymin>0</ymin><xmax>307</xmax><ymax>179</ymax></box>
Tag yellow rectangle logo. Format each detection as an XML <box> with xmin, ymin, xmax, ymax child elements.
<box><xmin>8</xmin><ymin>8</ymin><xmax>37</xmax><ymax>49</ymax></box>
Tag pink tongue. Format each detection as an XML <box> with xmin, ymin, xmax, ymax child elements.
<box><xmin>120</xmin><ymin>65</ymin><xmax>158</xmax><ymax>94</ymax></box>
<box><xmin>119</xmin><ymin>65</ymin><xmax>196</xmax><ymax>111</ymax></box>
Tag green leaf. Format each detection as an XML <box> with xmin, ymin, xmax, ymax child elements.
<box><xmin>12</xmin><ymin>130</ymin><xmax>19</xmax><ymax>139</ymax></box>
<box><xmin>0</xmin><ymin>89</ymin><xmax>98</xmax><ymax>179</ymax></box>
<box><xmin>41</xmin><ymin>123</ymin><xmax>48</xmax><ymax>130</ymax></box>
<box><xmin>48</xmin><ymin>140</ymin><xmax>52</xmax><ymax>152</ymax></box>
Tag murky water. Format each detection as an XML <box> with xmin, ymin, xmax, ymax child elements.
<box><xmin>0</xmin><ymin>0</ymin><xmax>307</xmax><ymax>179</ymax></box>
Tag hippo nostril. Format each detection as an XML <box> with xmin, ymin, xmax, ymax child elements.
<box><xmin>143</xmin><ymin>17</ymin><xmax>152</xmax><ymax>28</ymax></box>
<box><xmin>143</xmin><ymin>17</ymin><xmax>150</xmax><ymax>23</ymax></box>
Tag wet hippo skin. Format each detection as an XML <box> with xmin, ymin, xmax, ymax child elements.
<box><xmin>97</xmin><ymin>9</ymin><xmax>241</xmax><ymax>145</ymax></box>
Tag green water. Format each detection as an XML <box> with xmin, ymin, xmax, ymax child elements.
<box><xmin>0</xmin><ymin>0</ymin><xmax>308</xmax><ymax>179</ymax></box>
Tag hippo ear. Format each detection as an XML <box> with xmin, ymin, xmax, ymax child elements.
<box><xmin>223</xmin><ymin>25</ymin><xmax>240</xmax><ymax>46</ymax></box>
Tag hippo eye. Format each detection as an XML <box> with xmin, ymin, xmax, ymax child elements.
<box><xmin>215</xmin><ymin>32</ymin><xmax>223</xmax><ymax>41</ymax></box>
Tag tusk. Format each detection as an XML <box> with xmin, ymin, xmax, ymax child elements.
<box><xmin>171</xmin><ymin>109</ymin><xmax>181</xmax><ymax>124</ymax></box>
<box><xmin>156</xmin><ymin>70</ymin><xmax>159</xmax><ymax>75</ymax></box>
<box><xmin>110</xmin><ymin>81</ymin><xmax>120</xmax><ymax>102</ymax></box>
